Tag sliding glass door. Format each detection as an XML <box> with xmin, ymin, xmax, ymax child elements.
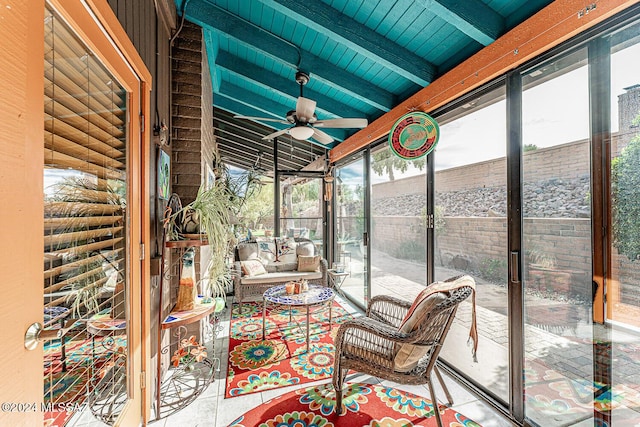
<box><xmin>327</xmin><ymin>10</ymin><xmax>640</xmax><ymax>425</ymax></box>
<box><xmin>607</xmin><ymin>20</ymin><xmax>640</xmax><ymax>426</ymax></box>
<box><xmin>435</xmin><ymin>85</ymin><xmax>510</xmax><ymax>404</ymax></box>
<box><xmin>520</xmin><ymin>47</ymin><xmax>595</xmax><ymax>426</ymax></box>
<box><xmin>369</xmin><ymin>144</ymin><xmax>427</xmax><ymax>301</ymax></box>
<box><xmin>335</xmin><ymin>154</ymin><xmax>368</xmax><ymax>308</ymax></box>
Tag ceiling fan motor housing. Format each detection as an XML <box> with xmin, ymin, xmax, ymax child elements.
<box><xmin>295</xmin><ymin>71</ymin><xmax>310</xmax><ymax>86</ymax></box>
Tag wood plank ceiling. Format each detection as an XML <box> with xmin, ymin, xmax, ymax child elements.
<box><xmin>178</xmin><ymin>0</ymin><xmax>554</xmax><ymax>172</ymax></box>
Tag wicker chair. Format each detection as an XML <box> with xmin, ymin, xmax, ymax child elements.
<box><xmin>332</xmin><ymin>276</ymin><xmax>474</xmax><ymax>427</ymax></box>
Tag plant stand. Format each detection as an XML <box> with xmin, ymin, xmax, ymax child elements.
<box><xmin>152</xmin><ymin>238</ymin><xmax>222</xmax><ymax>422</ymax></box>
<box><xmin>153</xmin><ymin>296</ymin><xmax>224</xmax><ymax>421</ymax></box>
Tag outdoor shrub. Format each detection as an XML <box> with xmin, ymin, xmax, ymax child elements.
<box><xmin>478</xmin><ymin>258</ymin><xmax>508</xmax><ymax>285</ymax></box>
<box><xmin>392</xmin><ymin>240</ymin><xmax>427</xmax><ymax>262</ymax></box>
<box><xmin>612</xmin><ymin>113</ymin><xmax>640</xmax><ymax>261</ymax></box>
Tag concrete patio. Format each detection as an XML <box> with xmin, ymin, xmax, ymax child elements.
<box><xmin>340</xmin><ymin>249</ymin><xmax>640</xmax><ymax>426</ymax></box>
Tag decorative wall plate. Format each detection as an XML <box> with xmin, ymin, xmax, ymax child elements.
<box><xmin>388</xmin><ymin>111</ymin><xmax>439</xmax><ymax>159</ymax></box>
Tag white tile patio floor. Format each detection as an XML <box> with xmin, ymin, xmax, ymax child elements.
<box><xmin>65</xmin><ymin>292</ymin><xmax>514</xmax><ymax>427</ymax></box>
<box><xmin>152</xmin><ymin>293</ymin><xmax>515</xmax><ymax>427</ymax></box>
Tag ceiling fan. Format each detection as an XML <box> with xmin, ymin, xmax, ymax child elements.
<box><xmin>235</xmin><ymin>71</ymin><xmax>368</xmax><ymax>145</ymax></box>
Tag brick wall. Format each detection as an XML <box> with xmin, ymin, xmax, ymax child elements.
<box><xmin>171</xmin><ymin>21</ymin><xmax>206</xmax><ymax>204</ymax></box>
<box><xmin>371</xmin><ymin>175</ymin><xmax>426</xmax><ymax>200</ymax></box>
<box><xmin>435</xmin><ymin>157</ymin><xmax>507</xmax><ymax>192</ymax></box>
<box><xmin>169</xmin><ymin>20</ymin><xmax>215</xmax><ymax>340</ymax></box>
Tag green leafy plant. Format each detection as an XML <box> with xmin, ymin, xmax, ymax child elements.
<box><xmin>167</xmin><ymin>184</ymin><xmax>233</xmax><ymax>298</ymax></box>
<box><xmin>612</xmin><ymin>113</ymin><xmax>640</xmax><ymax>261</ymax></box>
<box><xmin>478</xmin><ymin>258</ymin><xmax>508</xmax><ymax>284</ymax></box>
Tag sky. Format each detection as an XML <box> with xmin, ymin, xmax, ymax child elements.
<box><xmin>336</xmin><ymin>40</ymin><xmax>640</xmax><ymax>187</ymax></box>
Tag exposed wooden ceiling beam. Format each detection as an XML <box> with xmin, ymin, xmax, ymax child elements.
<box><xmin>256</xmin><ymin>0</ymin><xmax>436</xmax><ymax>86</ymax></box>
<box><xmin>415</xmin><ymin>0</ymin><xmax>504</xmax><ymax>46</ymax></box>
<box><xmin>186</xmin><ymin>0</ymin><xmax>395</xmax><ymax>111</ymax></box>
<box><xmin>331</xmin><ymin>0</ymin><xmax>640</xmax><ymax>163</ymax></box>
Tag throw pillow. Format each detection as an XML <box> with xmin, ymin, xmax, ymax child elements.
<box><xmin>256</xmin><ymin>237</ymin><xmax>277</xmax><ymax>263</ymax></box>
<box><xmin>236</xmin><ymin>242</ymin><xmax>259</xmax><ymax>261</ymax></box>
<box><xmin>393</xmin><ymin>275</ymin><xmax>476</xmax><ymax>372</ymax></box>
<box><xmin>277</xmin><ymin>238</ymin><xmax>298</xmax><ymax>264</ymax></box>
<box><xmin>393</xmin><ymin>290</ymin><xmax>447</xmax><ymax>372</ymax></box>
<box><xmin>298</xmin><ymin>255</ymin><xmax>321</xmax><ymax>272</ymax></box>
<box><xmin>240</xmin><ymin>259</ymin><xmax>267</xmax><ymax>277</ymax></box>
<box><xmin>296</xmin><ymin>240</ymin><xmax>315</xmax><ymax>257</ymax></box>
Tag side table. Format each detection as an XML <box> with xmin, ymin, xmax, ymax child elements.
<box><xmin>328</xmin><ymin>269</ymin><xmax>349</xmax><ymax>297</ymax></box>
<box><xmin>262</xmin><ymin>284</ymin><xmax>335</xmax><ymax>353</ymax></box>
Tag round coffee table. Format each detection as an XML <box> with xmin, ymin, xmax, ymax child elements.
<box><xmin>262</xmin><ymin>284</ymin><xmax>335</xmax><ymax>353</ymax></box>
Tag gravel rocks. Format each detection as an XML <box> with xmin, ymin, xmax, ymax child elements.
<box><xmin>371</xmin><ymin>176</ymin><xmax>591</xmax><ymax>218</ymax></box>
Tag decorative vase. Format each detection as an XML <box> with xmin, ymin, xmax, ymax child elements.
<box><xmin>181</xmin><ymin>209</ymin><xmax>200</xmax><ymax>234</ymax></box>
<box><xmin>174</xmin><ymin>249</ymin><xmax>197</xmax><ymax>311</ymax></box>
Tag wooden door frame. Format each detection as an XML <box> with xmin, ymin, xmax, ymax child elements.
<box><xmin>0</xmin><ymin>2</ymin><xmax>46</xmax><ymax>425</ymax></box>
<box><xmin>0</xmin><ymin>1</ymin><xmax>152</xmax><ymax>425</ymax></box>
<box><xmin>48</xmin><ymin>1</ymin><xmax>153</xmax><ymax>423</ymax></box>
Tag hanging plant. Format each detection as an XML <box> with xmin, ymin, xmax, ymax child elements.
<box><xmin>165</xmin><ymin>184</ymin><xmax>234</xmax><ymax>298</ymax></box>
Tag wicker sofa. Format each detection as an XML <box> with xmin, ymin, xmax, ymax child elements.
<box><xmin>232</xmin><ymin>237</ymin><xmax>328</xmax><ymax>311</ymax></box>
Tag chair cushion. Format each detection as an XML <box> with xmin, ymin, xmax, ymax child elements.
<box><xmin>275</xmin><ymin>262</ymin><xmax>298</xmax><ymax>272</ymax></box>
<box><xmin>298</xmin><ymin>255</ymin><xmax>321</xmax><ymax>272</ymax></box>
<box><xmin>393</xmin><ymin>291</ymin><xmax>447</xmax><ymax>372</ymax></box>
<box><xmin>240</xmin><ymin>259</ymin><xmax>267</xmax><ymax>277</ymax></box>
<box><xmin>393</xmin><ymin>275</ymin><xmax>476</xmax><ymax>372</ymax></box>
<box><xmin>239</xmin><ymin>270</ymin><xmax>322</xmax><ymax>284</ymax></box>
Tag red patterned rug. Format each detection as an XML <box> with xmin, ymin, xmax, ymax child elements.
<box><xmin>43</xmin><ymin>336</ymin><xmax>126</xmax><ymax>426</ymax></box>
<box><xmin>228</xmin><ymin>382</ymin><xmax>481</xmax><ymax>426</ymax></box>
<box><xmin>225</xmin><ymin>300</ymin><xmax>352</xmax><ymax>398</ymax></box>
<box><xmin>524</xmin><ymin>358</ymin><xmax>640</xmax><ymax>426</ymax></box>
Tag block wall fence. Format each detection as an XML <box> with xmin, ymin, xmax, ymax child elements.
<box><xmin>369</xmin><ymin>134</ymin><xmax>638</xmax><ymax>298</ymax></box>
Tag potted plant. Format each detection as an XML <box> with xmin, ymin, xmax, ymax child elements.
<box><xmin>165</xmin><ymin>184</ymin><xmax>234</xmax><ymax>299</ymax></box>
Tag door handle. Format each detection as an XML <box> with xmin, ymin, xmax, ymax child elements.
<box><xmin>511</xmin><ymin>251</ymin><xmax>520</xmax><ymax>283</ymax></box>
<box><xmin>24</xmin><ymin>319</ymin><xmax>77</xmax><ymax>350</ymax></box>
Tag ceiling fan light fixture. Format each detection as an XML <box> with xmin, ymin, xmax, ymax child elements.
<box><xmin>289</xmin><ymin>125</ymin><xmax>314</xmax><ymax>140</ymax></box>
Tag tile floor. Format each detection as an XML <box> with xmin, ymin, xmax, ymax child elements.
<box><xmin>66</xmin><ymin>293</ymin><xmax>515</xmax><ymax>426</ymax></box>
<box><xmin>153</xmin><ymin>294</ymin><xmax>516</xmax><ymax>427</ymax></box>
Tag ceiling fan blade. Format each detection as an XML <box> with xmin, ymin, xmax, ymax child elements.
<box><xmin>262</xmin><ymin>128</ymin><xmax>291</xmax><ymax>140</ymax></box>
<box><xmin>313</xmin><ymin>118</ymin><xmax>368</xmax><ymax>128</ymax></box>
<box><xmin>234</xmin><ymin>115</ymin><xmax>289</xmax><ymax>124</ymax></box>
<box><xmin>311</xmin><ymin>128</ymin><xmax>334</xmax><ymax>145</ymax></box>
<box><xmin>295</xmin><ymin>97</ymin><xmax>316</xmax><ymax>122</ymax></box>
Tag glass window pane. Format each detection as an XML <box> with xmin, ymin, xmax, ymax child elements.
<box><xmin>609</xmin><ymin>20</ymin><xmax>640</xmax><ymax>425</ymax></box>
<box><xmin>369</xmin><ymin>144</ymin><xmax>427</xmax><ymax>299</ymax></box>
<box><xmin>335</xmin><ymin>158</ymin><xmax>367</xmax><ymax>308</ymax></box>
<box><xmin>435</xmin><ymin>85</ymin><xmax>509</xmax><ymax>403</ymax></box>
<box><xmin>521</xmin><ymin>47</ymin><xmax>594</xmax><ymax>426</ymax></box>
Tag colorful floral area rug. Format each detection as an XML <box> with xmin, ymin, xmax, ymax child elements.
<box><xmin>44</xmin><ymin>335</ymin><xmax>126</xmax><ymax>427</ymax></box>
<box><xmin>225</xmin><ymin>300</ymin><xmax>351</xmax><ymax>398</ymax></box>
<box><xmin>228</xmin><ymin>382</ymin><xmax>481</xmax><ymax>426</ymax></box>
<box><xmin>524</xmin><ymin>358</ymin><xmax>640</xmax><ymax>426</ymax></box>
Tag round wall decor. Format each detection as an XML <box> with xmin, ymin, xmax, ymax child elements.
<box><xmin>388</xmin><ymin>111</ymin><xmax>439</xmax><ymax>159</ymax></box>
